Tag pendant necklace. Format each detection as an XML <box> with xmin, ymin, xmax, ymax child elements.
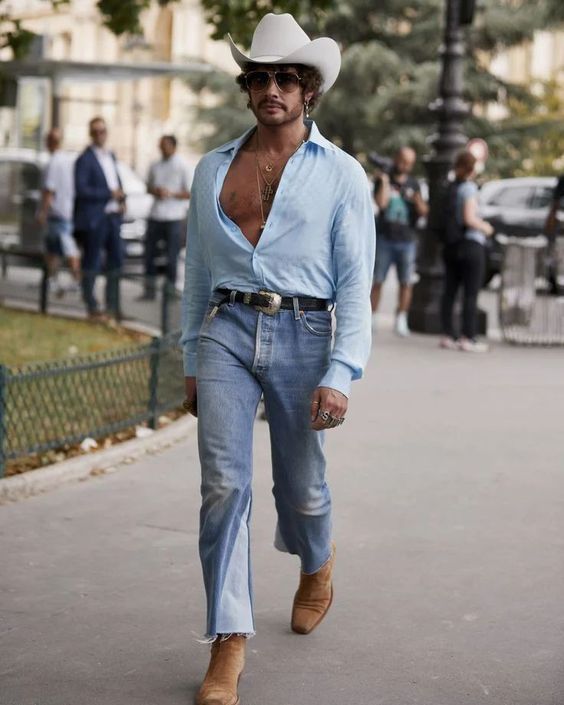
<box><xmin>255</xmin><ymin>131</ymin><xmax>307</xmax><ymax>226</ymax></box>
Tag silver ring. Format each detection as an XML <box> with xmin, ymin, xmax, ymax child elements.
<box><xmin>319</xmin><ymin>410</ymin><xmax>345</xmax><ymax>428</ymax></box>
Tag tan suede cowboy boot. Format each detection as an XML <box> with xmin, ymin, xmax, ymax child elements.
<box><xmin>291</xmin><ymin>542</ymin><xmax>336</xmax><ymax>634</ymax></box>
<box><xmin>195</xmin><ymin>635</ymin><xmax>246</xmax><ymax>705</ymax></box>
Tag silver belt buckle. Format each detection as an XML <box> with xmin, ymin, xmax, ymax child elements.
<box><xmin>255</xmin><ymin>290</ymin><xmax>282</xmax><ymax>315</ymax></box>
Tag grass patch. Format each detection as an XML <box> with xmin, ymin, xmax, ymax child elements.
<box><xmin>0</xmin><ymin>306</ymin><xmax>150</xmax><ymax>367</ymax></box>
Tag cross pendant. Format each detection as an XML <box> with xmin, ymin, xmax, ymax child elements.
<box><xmin>261</xmin><ymin>184</ymin><xmax>274</xmax><ymax>202</ymax></box>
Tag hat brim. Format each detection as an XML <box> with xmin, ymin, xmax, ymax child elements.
<box><xmin>228</xmin><ymin>35</ymin><xmax>341</xmax><ymax>93</ymax></box>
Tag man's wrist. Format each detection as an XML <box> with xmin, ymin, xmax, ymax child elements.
<box><xmin>318</xmin><ymin>361</ymin><xmax>352</xmax><ymax>398</ymax></box>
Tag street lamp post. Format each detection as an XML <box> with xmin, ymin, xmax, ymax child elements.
<box><xmin>408</xmin><ymin>0</ymin><xmax>484</xmax><ymax>334</ymax></box>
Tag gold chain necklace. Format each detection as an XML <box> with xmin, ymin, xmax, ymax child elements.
<box><xmin>255</xmin><ymin>131</ymin><xmax>306</xmax><ymax>225</ymax></box>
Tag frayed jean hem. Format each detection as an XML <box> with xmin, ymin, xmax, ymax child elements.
<box><xmin>194</xmin><ymin>632</ymin><xmax>256</xmax><ymax>645</ymax></box>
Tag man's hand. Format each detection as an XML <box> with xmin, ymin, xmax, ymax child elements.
<box><xmin>112</xmin><ymin>188</ymin><xmax>125</xmax><ymax>201</ymax></box>
<box><xmin>412</xmin><ymin>190</ymin><xmax>429</xmax><ymax>218</ymax></box>
<box><xmin>482</xmin><ymin>221</ymin><xmax>495</xmax><ymax>237</ymax></box>
<box><xmin>35</xmin><ymin>210</ymin><xmax>48</xmax><ymax>227</ymax></box>
<box><xmin>310</xmin><ymin>386</ymin><xmax>348</xmax><ymax>431</ymax></box>
<box><xmin>155</xmin><ymin>187</ymin><xmax>172</xmax><ymax>200</ymax></box>
<box><xmin>184</xmin><ymin>376</ymin><xmax>198</xmax><ymax>417</ymax></box>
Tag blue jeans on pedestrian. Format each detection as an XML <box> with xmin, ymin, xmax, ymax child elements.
<box><xmin>373</xmin><ymin>238</ymin><xmax>416</xmax><ymax>285</ymax></box>
<box><xmin>196</xmin><ymin>292</ymin><xmax>334</xmax><ymax>639</ymax></box>
<box><xmin>80</xmin><ymin>214</ymin><xmax>123</xmax><ymax>315</ymax></box>
<box><xmin>45</xmin><ymin>217</ymin><xmax>79</xmax><ymax>258</ymax></box>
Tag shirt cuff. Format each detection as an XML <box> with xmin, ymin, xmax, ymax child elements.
<box><xmin>318</xmin><ymin>360</ymin><xmax>353</xmax><ymax>398</ymax></box>
<box><xmin>183</xmin><ymin>349</ymin><xmax>197</xmax><ymax>377</ymax></box>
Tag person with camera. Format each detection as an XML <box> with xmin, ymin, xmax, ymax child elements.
<box><xmin>370</xmin><ymin>147</ymin><xmax>428</xmax><ymax>336</ymax></box>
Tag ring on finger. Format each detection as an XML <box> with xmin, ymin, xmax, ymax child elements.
<box><xmin>319</xmin><ymin>409</ymin><xmax>345</xmax><ymax>428</ymax></box>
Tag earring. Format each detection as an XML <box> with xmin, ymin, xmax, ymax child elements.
<box><xmin>304</xmin><ymin>100</ymin><xmax>310</xmax><ymax>119</ymax></box>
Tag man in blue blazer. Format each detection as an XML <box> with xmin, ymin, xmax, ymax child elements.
<box><xmin>74</xmin><ymin>116</ymin><xmax>125</xmax><ymax>320</ymax></box>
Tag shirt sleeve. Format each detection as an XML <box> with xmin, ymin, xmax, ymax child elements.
<box><xmin>147</xmin><ymin>163</ymin><xmax>155</xmax><ymax>190</ymax></box>
<box><xmin>179</xmin><ymin>168</ymin><xmax>212</xmax><ymax>376</ymax></box>
<box><xmin>459</xmin><ymin>181</ymin><xmax>478</xmax><ymax>203</ymax></box>
<box><xmin>44</xmin><ymin>161</ymin><xmax>56</xmax><ymax>193</ymax></box>
<box><xmin>318</xmin><ymin>163</ymin><xmax>376</xmax><ymax>397</ymax></box>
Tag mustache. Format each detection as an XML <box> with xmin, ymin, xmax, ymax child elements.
<box><xmin>259</xmin><ymin>99</ymin><xmax>286</xmax><ymax>110</ymax></box>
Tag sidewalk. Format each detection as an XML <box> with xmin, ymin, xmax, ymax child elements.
<box><xmin>2</xmin><ymin>310</ymin><xmax>563</xmax><ymax>705</ymax></box>
<box><xmin>0</xmin><ymin>264</ymin><xmax>181</xmax><ymax>333</ymax></box>
<box><xmin>0</xmin><ymin>264</ymin><xmax>501</xmax><ymax>336</ymax></box>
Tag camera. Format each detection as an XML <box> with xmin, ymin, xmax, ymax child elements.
<box><xmin>368</xmin><ymin>152</ymin><xmax>394</xmax><ymax>174</ymax></box>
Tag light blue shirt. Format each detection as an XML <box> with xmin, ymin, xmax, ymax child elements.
<box><xmin>457</xmin><ymin>180</ymin><xmax>486</xmax><ymax>245</ymax></box>
<box><xmin>180</xmin><ymin>120</ymin><xmax>376</xmax><ymax>397</ymax></box>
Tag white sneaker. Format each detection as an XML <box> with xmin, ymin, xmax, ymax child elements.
<box><xmin>47</xmin><ymin>276</ymin><xmax>65</xmax><ymax>298</ymax></box>
<box><xmin>459</xmin><ymin>338</ymin><xmax>489</xmax><ymax>353</ymax></box>
<box><xmin>439</xmin><ymin>336</ymin><xmax>459</xmax><ymax>350</ymax></box>
<box><xmin>395</xmin><ymin>311</ymin><xmax>410</xmax><ymax>337</ymax></box>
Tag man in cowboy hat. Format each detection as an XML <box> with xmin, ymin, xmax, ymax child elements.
<box><xmin>180</xmin><ymin>13</ymin><xmax>375</xmax><ymax>705</ymax></box>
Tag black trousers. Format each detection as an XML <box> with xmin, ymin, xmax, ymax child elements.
<box><xmin>441</xmin><ymin>240</ymin><xmax>485</xmax><ymax>340</ymax></box>
<box><xmin>144</xmin><ymin>219</ymin><xmax>182</xmax><ymax>284</ymax></box>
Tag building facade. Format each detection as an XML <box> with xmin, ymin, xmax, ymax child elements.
<box><xmin>0</xmin><ymin>0</ymin><xmax>237</xmax><ymax>174</ymax></box>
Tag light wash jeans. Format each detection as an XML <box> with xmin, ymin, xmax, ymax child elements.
<box><xmin>196</xmin><ymin>292</ymin><xmax>334</xmax><ymax>639</ymax></box>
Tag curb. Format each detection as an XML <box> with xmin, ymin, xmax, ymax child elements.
<box><xmin>0</xmin><ymin>414</ymin><xmax>196</xmax><ymax>505</ymax></box>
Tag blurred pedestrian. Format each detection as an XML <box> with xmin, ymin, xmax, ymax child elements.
<box><xmin>371</xmin><ymin>147</ymin><xmax>428</xmax><ymax>336</ymax></box>
<box><xmin>138</xmin><ymin>135</ymin><xmax>191</xmax><ymax>301</ymax></box>
<box><xmin>544</xmin><ymin>173</ymin><xmax>563</xmax><ymax>295</ymax></box>
<box><xmin>74</xmin><ymin>116</ymin><xmax>125</xmax><ymax>321</ymax></box>
<box><xmin>439</xmin><ymin>150</ymin><xmax>494</xmax><ymax>353</ymax></box>
<box><xmin>36</xmin><ymin>128</ymin><xmax>80</xmax><ymax>296</ymax></box>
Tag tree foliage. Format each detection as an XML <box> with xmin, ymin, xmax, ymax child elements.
<box><xmin>200</xmin><ymin>0</ymin><xmax>331</xmax><ymax>43</ymax></box>
<box><xmin>0</xmin><ymin>0</ymin><xmax>178</xmax><ymax>58</ymax></box>
<box><xmin>188</xmin><ymin>0</ymin><xmax>564</xmax><ymax>177</ymax></box>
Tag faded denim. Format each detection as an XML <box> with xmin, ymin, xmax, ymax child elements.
<box><xmin>196</xmin><ymin>292</ymin><xmax>334</xmax><ymax>639</ymax></box>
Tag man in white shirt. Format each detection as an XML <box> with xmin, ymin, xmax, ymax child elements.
<box><xmin>36</xmin><ymin>128</ymin><xmax>80</xmax><ymax>294</ymax></box>
<box><xmin>138</xmin><ymin>135</ymin><xmax>191</xmax><ymax>300</ymax></box>
<box><xmin>74</xmin><ymin>117</ymin><xmax>126</xmax><ymax>321</ymax></box>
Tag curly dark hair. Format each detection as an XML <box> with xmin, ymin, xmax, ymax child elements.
<box><xmin>235</xmin><ymin>63</ymin><xmax>324</xmax><ymax>112</ymax></box>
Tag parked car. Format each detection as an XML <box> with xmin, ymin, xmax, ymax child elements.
<box><xmin>0</xmin><ymin>149</ymin><xmax>152</xmax><ymax>267</ymax></box>
<box><xmin>478</xmin><ymin>176</ymin><xmax>562</xmax><ymax>282</ymax></box>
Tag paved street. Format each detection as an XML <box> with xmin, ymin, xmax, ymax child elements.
<box><xmin>2</xmin><ymin>306</ymin><xmax>564</xmax><ymax>705</ymax></box>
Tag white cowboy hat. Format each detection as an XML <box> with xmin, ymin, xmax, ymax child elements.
<box><xmin>228</xmin><ymin>13</ymin><xmax>341</xmax><ymax>93</ymax></box>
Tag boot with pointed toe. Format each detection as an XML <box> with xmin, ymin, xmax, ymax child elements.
<box><xmin>291</xmin><ymin>542</ymin><xmax>336</xmax><ymax>635</ymax></box>
<box><xmin>195</xmin><ymin>635</ymin><xmax>246</xmax><ymax>705</ymax></box>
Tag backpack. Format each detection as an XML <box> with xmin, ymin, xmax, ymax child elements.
<box><xmin>438</xmin><ymin>180</ymin><xmax>466</xmax><ymax>246</ymax></box>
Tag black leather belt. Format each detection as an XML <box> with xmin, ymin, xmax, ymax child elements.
<box><xmin>216</xmin><ymin>289</ymin><xmax>329</xmax><ymax>315</ymax></box>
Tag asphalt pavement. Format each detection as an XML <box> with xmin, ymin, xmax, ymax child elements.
<box><xmin>2</xmin><ymin>274</ymin><xmax>564</xmax><ymax>704</ymax></box>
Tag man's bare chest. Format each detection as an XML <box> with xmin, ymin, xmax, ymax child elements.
<box><xmin>219</xmin><ymin>151</ymin><xmax>274</xmax><ymax>246</ymax></box>
<box><xmin>219</xmin><ymin>158</ymin><xmax>262</xmax><ymax>224</ymax></box>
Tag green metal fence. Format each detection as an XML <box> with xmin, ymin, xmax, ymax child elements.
<box><xmin>0</xmin><ymin>330</ymin><xmax>185</xmax><ymax>478</ymax></box>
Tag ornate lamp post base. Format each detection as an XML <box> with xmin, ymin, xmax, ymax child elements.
<box><xmin>408</xmin><ymin>0</ymin><xmax>486</xmax><ymax>336</ymax></box>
